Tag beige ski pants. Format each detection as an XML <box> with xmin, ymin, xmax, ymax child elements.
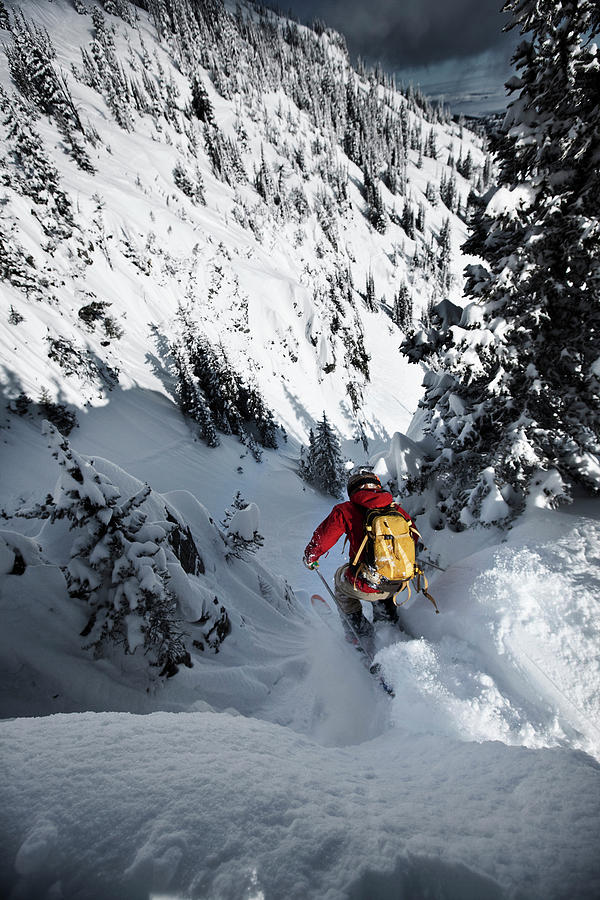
<box><xmin>333</xmin><ymin>564</ymin><xmax>395</xmax><ymax>615</ymax></box>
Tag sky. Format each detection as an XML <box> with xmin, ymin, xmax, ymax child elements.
<box><xmin>280</xmin><ymin>0</ymin><xmax>521</xmax><ymax>116</ymax></box>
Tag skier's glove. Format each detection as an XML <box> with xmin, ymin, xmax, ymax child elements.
<box><xmin>304</xmin><ymin>557</ymin><xmax>319</xmax><ymax>569</ymax></box>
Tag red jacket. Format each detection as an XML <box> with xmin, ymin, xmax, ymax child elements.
<box><xmin>304</xmin><ymin>488</ymin><xmax>415</xmax><ymax>593</ymax></box>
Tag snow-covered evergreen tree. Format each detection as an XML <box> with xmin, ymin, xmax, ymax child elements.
<box><xmin>173</xmin><ymin>323</ymin><xmax>277</xmax><ymax>456</ymax></box>
<box><xmin>436</xmin><ymin>218</ymin><xmax>452</xmax><ymax>292</ymax></box>
<box><xmin>81</xmin><ymin>7</ymin><xmax>134</xmax><ymax>132</ymax></box>
<box><xmin>439</xmin><ymin>171</ymin><xmax>457</xmax><ymax>212</ymax></box>
<box><xmin>364</xmin><ymin>270</ymin><xmax>376</xmax><ymax>312</ymax></box>
<box><xmin>0</xmin><ymin>2</ymin><xmax>10</xmax><ymax>31</ymax></box>
<box><xmin>27</xmin><ymin>422</ymin><xmax>194</xmax><ymax>678</ymax></box>
<box><xmin>302</xmin><ymin>413</ymin><xmax>346</xmax><ymax>498</ymax></box>
<box><xmin>392</xmin><ymin>282</ymin><xmax>413</xmax><ymax>331</ymax></box>
<box><xmin>172</xmin><ymin>159</ymin><xmax>206</xmax><ymax>205</ymax></box>
<box><xmin>171</xmin><ymin>343</ymin><xmax>220</xmax><ymax>447</ymax></box>
<box><xmin>401</xmin><ymin>199</ymin><xmax>415</xmax><ymax>239</ymax></box>
<box><xmin>6</xmin><ymin>11</ymin><xmax>84</xmax><ymax>135</ymax></box>
<box><xmin>0</xmin><ymin>218</ymin><xmax>42</xmax><ymax>298</ymax></box>
<box><xmin>0</xmin><ymin>87</ymin><xmax>74</xmax><ymax>240</ymax></box>
<box><xmin>363</xmin><ymin>163</ymin><xmax>386</xmax><ymax>233</ymax></box>
<box><xmin>402</xmin><ymin>0</ymin><xmax>600</xmax><ymax>528</ymax></box>
<box><xmin>189</xmin><ymin>74</ymin><xmax>214</xmax><ymax>124</ymax></box>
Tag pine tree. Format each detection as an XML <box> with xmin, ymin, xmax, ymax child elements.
<box><xmin>437</xmin><ymin>218</ymin><xmax>452</xmax><ymax>291</ymax></box>
<box><xmin>237</xmin><ymin>381</ymin><xmax>278</xmax><ymax>450</ymax></box>
<box><xmin>204</xmin><ymin>124</ymin><xmax>245</xmax><ymax>187</ymax></box>
<box><xmin>299</xmin><ymin>428</ymin><xmax>314</xmax><ymax>484</ymax></box>
<box><xmin>255</xmin><ymin>146</ymin><xmax>274</xmax><ymax>203</ymax></box>
<box><xmin>303</xmin><ymin>413</ymin><xmax>346</xmax><ymax>498</ymax></box>
<box><xmin>363</xmin><ymin>164</ymin><xmax>387</xmax><ymax>233</ymax></box>
<box><xmin>425</xmin><ymin>128</ymin><xmax>437</xmax><ymax>159</ymax></box>
<box><xmin>26</xmin><ymin>423</ymin><xmax>194</xmax><ymax>677</ymax></box>
<box><xmin>174</xmin><ymin>323</ymin><xmax>276</xmax><ymax>454</ymax></box>
<box><xmin>0</xmin><ymin>88</ymin><xmax>74</xmax><ymax>239</ymax></box>
<box><xmin>171</xmin><ymin>345</ymin><xmax>219</xmax><ymax>447</ymax></box>
<box><xmin>439</xmin><ymin>172</ymin><xmax>457</xmax><ymax>211</ymax></box>
<box><xmin>392</xmin><ymin>282</ymin><xmax>413</xmax><ymax>331</ymax></box>
<box><xmin>172</xmin><ymin>160</ymin><xmax>206</xmax><ymax>204</ymax></box>
<box><xmin>6</xmin><ymin>13</ymin><xmax>83</xmax><ymax>133</ymax></box>
<box><xmin>425</xmin><ymin>181</ymin><xmax>437</xmax><ymax>206</ymax></box>
<box><xmin>82</xmin><ymin>8</ymin><xmax>134</xmax><ymax>132</ymax></box>
<box><xmin>8</xmin><ymin>305</ymin><xmax>24</xmax><ymax>325</ymax></box>
<box><xmin>39</xmin><ymin>389</ymin><xmax>77</xmax><ymax>434</ymax></box>
<box><xmin>457</xmin><ymin>149</ymin><xmax>473</xmax><ymax>180</ymax></box>
<box><xmin>0</xmin><ymin>2</ymin><xmax>10</xmax><ymax>30</ymax></box>
<box><xmin>190</xmin><ymin>75</ymin><xmax>214</xmax><ymax>123</ymax></box>
<box><xmin>402</xmin><ymin>0</ymin><xmax>600</xmax><ymax>527</ymax></box>
<box><xmin>401</xmin><ymin>199</ymin><xmax>415</xmax><ymax>239</ymax></box>
<box><xmin>0</xmin><ymin>219</ymin><xmax>41</xmax><ymax>299</ymax></box>
<box><xmin>365</xmin><ymin>270</ymin><xmax>376</xmax><ymax>312</ymax></box>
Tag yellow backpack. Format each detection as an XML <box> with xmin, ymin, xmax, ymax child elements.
<box><xmin>352</xmin><ymin>506</ymin><xmax>439</xmax><ymax>611</ymax></box>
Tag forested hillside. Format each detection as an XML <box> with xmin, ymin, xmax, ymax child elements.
<box><xmin>0</xmin><ymin>0</ymin><xmax>490</xmax><ymax>451</ymax></box>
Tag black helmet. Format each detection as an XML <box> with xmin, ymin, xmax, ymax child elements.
<box><xmin>347</xmin><ymin>466</ymin><xmax>381</xmax><ymax>497</ymax></box>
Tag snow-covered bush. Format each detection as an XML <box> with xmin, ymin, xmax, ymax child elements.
<box><xmin>221</xmin><ymin>492</ymin><xmax>264</xmax><ymax>560</ymax></box>
<box><xmin>172</xmin><ymin>160</ymin><xmax>206</xmax><ymax>205</ymax></box>
<box><xmin>77</xmin><ymin>298</ymin><xmax>124</xmax><ymax>340</ymax></box>
<box><xmin>46</xmin><ymin>335</ymin><xmax>119</xmax><ymax>386</ymax></box>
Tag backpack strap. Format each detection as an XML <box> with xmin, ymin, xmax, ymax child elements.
<box><xmin>415</xmin><ymin>566</ymin><xmax>440</xmax><ymax>614</ymax></box>
<box><xmin>392</xmin><ymin>581</ymin><xmax>411</xmax><ymax>606</ymax></box>
<box><xmin>392</xmin><ymin>567</ymin><xmax>440</xmax><ymax>613</ymax></box>
<box><xmin>352</xmin><ymin>531</ymin><xmax>369</xmax><ymax>566</ymax></box>
<box><xmin>410</xmin><ymin>524</ymin><xmax>422</xmax><ymax>543</ymax></box>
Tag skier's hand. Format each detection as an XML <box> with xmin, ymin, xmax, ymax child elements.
<box><xmin>304</xmin><ymin>557</ymin><xmax>319</xmax><ymax>569</ymax></box>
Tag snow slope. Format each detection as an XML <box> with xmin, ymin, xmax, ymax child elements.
<box><xmin>1</xmin><ymin>2</ymin><xmax>599</xmax><ymax>899</ymax></box>
<box><xmin>2</xmin><ymin>398</ymin><xmax>600</xmax><ymax>899</ymax></box>
<box><xmin>0</xmin><ymin>0</ymin><xmax>486</xmax><ymax>446</ymax></box>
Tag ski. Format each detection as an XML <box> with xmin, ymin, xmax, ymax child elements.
<box><xmin>310</xmin><ymin>593</ymin><xmax>334</xmax><ymax>615</ymax></box>
<box><xmin>311</xmin><ymin>593</ymin><xmax>395</xmax><ymax>697</ymax></box>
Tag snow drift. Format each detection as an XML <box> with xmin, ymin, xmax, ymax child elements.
<box><xmin>2</xmin><ymin>710</ymin><xmax>599</xmax><ymax>900</ymax></box>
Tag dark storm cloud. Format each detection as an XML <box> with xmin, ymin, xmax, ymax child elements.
<box><xmin>282</xmin><ymin>0</ymin><xmax>514</xmax><ymax>68</ymax></box>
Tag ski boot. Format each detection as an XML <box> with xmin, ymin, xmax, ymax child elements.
<box><xmin>346</xmin><ymin>609</ymin><xmax>375</xmax><ymax>639</ymax></box>
<box><xmin>373</xmin><ymin>598</ymin><xmax>406</xmax><ymax>633</ymax></box>
<box><xmin>373</xmin><ymin>598</ymin><xmax>399</xmax><ymax>625</ymax></box>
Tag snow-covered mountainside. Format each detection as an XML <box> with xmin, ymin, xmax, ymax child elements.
<box><xmin>0</xmin><ymin>0</ymin><xmax>487</xmax><ymax>447</ymax></box>
<box><xmin>1</xmin><ymin>2</ymin><xmax>599</xmax><ymax>899</ymax></box>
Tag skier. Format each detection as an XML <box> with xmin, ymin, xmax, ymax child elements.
<box><xmin>303</xmin><ymin>468</ymin><xmax>418</xmax><ymax>638</ymax></box>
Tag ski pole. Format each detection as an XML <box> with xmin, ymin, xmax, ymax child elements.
<box><xmin>315</xmin><ymin>567</ymin><xmax>337</xmax><ymax>603</ymax></box>
<box><xmin>419</xmin><ymin>557</ymin><xmax>446</xmax><ymax>572</ymax></box>
<box><xmin>314</xmin><ymin>569</ymin><xmax>377</xmax><ymax>667</ymax></box>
